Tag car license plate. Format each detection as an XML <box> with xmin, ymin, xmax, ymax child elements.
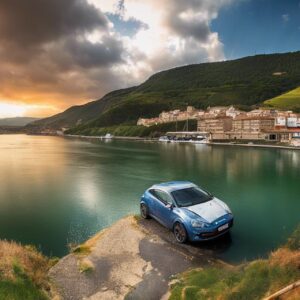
<box><xmin>218</xmin><ymin>223</ymin><xmax>229</xmax><ymax>231</ymax></box>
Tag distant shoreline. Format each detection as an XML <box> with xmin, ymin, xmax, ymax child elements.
<box><xmin>63</xmin><ymin>134</ymin><xmax>155</xmax><ymax>142</ymax></box>
<box><xmin>62</xmin><ymin>134</ymin><xmax>300</xmax><ymax>150</ymax></box>
<box><xmin>208</xmin><ymin>141</ymin><xmax>300</xmax><ymax>151</ymax></box>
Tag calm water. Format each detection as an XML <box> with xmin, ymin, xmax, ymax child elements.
<box><xmin>0</xmin><ymin>135</ymin><xmax>299</xmax><ymax>263</ymax></box>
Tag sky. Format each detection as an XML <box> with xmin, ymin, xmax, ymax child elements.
<box><xmin>0</xmin><ymin>0</ymin><xmax>300</xmax><ymax>118</ymax></box>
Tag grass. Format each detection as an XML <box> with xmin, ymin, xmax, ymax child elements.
<box><xmin>169</xmin><ymin>225</ymin><xmax>300</xmax><ymax>300</ymax></box>
<box><xmin>0</xmin><ymin>263</ymin><xmax>48</xmax><ymax>300</ymax></box>
<box><xmin>264</xmin><ymin>87</ymin><xmax>300</xmax><ymax>112</ymax></box>
<box><xmin>78</xmin><ymin>258</ymin><xmax>94</xmax><ymax>274</ymax></box>
<box><xmin>286</xmin><ymin>224</ymin><xmax>300</xmax><ymax>251</ymax></box>
<box><xmin>71</xmin><ymin>245</ymin><xmax>92</xmax><ymax>256</ymax></box>
<box><xmin>0</xmin><ymin>241</ymin><xmax>51</xmax><ymax>300</ymax></box>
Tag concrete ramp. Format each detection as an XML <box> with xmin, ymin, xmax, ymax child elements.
<box><xmin>49</xmin><ymin>216</ymin><xmax>216</xmax><ymax>300</ymax></box>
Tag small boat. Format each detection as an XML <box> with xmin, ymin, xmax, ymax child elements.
<box><xmin>104</xmin><ymin>133</ymin><xmax>113</xmax><ymax>139</ymax></box>
<box><xmin>159</xmin><ymin>136</ymin><xmax>170</xmax><ymax>142</ymax></box>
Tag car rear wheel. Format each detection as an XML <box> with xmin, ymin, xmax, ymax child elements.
<box><xmin>140</xmin><ymin>203</ymin><xmax>150</xmax><ymax>219</ymax></box>
<box><xmin>173</xmin><ymin>222</ymin><xmax>188</xmax><ymax>243</ymax></box>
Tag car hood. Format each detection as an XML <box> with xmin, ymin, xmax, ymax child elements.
<box><xmin>186</xmin><ymin>198</ymin><xmax>228</xmax><ymax>223</ymax></box>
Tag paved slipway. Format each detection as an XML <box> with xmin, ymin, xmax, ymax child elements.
<box><xmin>49</xmin><ymin>216</ymin><xmax>229</xmax><ymax>300</ymax></box>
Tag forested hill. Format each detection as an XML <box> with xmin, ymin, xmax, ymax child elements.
<box><xmin>28</xmin><ymin>51</ymin><xmax>300</xmax><ymax>132</ymax></box>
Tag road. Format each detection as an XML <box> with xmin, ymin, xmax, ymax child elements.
<box><xmin>49</xmin><ymin>216</ymin><xmax>231</xmax><ymax>300</ymax></box>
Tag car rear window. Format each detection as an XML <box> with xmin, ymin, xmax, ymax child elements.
<box><xmin>171</xmin><ymin>187</ymin><xmax>212</xmax><ymax>207</ymax></box>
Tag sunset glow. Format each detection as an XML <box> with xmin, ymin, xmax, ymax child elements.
<box><xmin>0</xmin><ymin>102</ymin><xmax>60</xmax><ymax>118</ymax></box>
<box><xmin>0</xmin><ymin>103</ymin><xmax>27</xmax><ymax>118</ymax></box>
<box><xmin>0</xmin><ymin>0</ymin><xmax>299</xmax><ymax>119</ymax></box>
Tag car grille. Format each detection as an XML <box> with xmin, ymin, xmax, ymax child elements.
<box><xmin>199</xmin><ymin>220</ymin><xmax>233</xmax><ymax>238</ymax></box>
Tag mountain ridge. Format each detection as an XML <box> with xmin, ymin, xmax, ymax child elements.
<box><xmin>27</xmin><ymin>51</ymin><xmax>300</xmax><ymax>132</ymax></box>
<box><xmin>0</xmin><ymin>117</ymin><xmax>40</xmax><ymax>127</ymax></box>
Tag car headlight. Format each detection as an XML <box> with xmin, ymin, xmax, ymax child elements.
<box><xmin>191</xmin><ymin>219</ymin><xmax>206</xmax><ymax>228</ymax></box>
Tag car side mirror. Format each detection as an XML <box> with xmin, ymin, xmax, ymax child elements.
<box><xmin>166</xmin><ymin>203</ymin><xmax>173</xmax><ymax>209</ymax></box>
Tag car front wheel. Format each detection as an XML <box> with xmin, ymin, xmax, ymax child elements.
<box><xmin>140</xmin><ymin>203</ymin><xmax>150</xmax><ymax>219</ymax></box>
<box><xmin>173</xmin><ymin>222</ymin><xmax>188</xmax><ymax>243</ymax></box>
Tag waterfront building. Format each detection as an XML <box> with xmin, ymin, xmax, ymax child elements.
<box><xmin>232</xmin><ymin>116</ymin><xmax>275</xmax><ymax>133</ymax></box>
<box><xmin>207</xmin><ymin>106</ymin><xmax>228</xmax><ymax>116</ymax></box>
<box><xmin>197</xmin><ymin>116</ymin><xmax>233</xmax><ymax>133</ymax></box>
<box><xmin>137</xmin><ymin>106</ymin><xmax>204</xmax><ymax>127</ymax></box>
<box><xmin>246</xmin><ymin>108</ymin><xmax>277</xmax><ymax>117</ymax></box>
<box><xmin>225</xmin><ymin>106</ymin><xmax>244</xmax><ymax>118</ymax></box>
<box><xmin>138</xmin><ymin>105</ymin><xmax>300</xmax><ymax>145</ymax></box>
<box><xmin>137</xmin><ymin>117</ymin><xmax>160</xmax><ymax>127</ymax></box>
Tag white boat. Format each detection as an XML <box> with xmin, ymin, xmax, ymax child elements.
<box><xmin>103</xmin><ymin>133</ymin><xmax>113</xmax><ymax>139</ymax></box>
<box><xmin>159</xmin><ymin>136</ymin><xmax>170</xmax><ymax>142</ymax></box>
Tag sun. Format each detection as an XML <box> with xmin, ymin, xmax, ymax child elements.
<box><xmin>0</xmin><ymin>103</ymin><xmax>27</xmax><ymax>118</ymax></box>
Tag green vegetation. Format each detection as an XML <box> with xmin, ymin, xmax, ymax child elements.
<box><xmin>264</xmin><ymin>87</ymin><xmax>300</xmax><ymax>112</ymax></box>
<box><xmin>29</xmin><ymin>51</ymin><xmax>300</xmax><ymax>133</ymax></box>
<box><xmin>0</xmin><ymin>241</ymin><xmax>51</xmax><ymax>300</ymax></box>
<box><xmin>67</xmin><ymin>119</ymin><xmax>197</xmax><ymax>137</ymax></box>
<box><xmin>72</xmin><ymin>244</ymin><xmax>92</xmax><ymax>256</ymax></box>
<box><xmin>78</xmin><ymin>258</ymin><xmax>94</xmax><ymax>274</ymax></box>
<box><xmin>0</xmin><ymin>264</ymin><xmax>48</xmax><ymax>300</ymax></box>
<box><xmin>170</xmin><ymin>225</ymin><xmax>300</xmax><ymax>300</ymax></box>
<box><xmin>27</xmin><ymin>87</ymin><xmax>136</xmax><ymax>130</ymax></box>
<box><xmin>286</xmin><ymin>225</ymin><xmax>300</xmax><ymax>251</ymax></box>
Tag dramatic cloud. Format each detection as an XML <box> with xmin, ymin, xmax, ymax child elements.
<box><xmin>98</xmin><ymin>0</ymin><xmax>232</xmax><ymax>80</ymax></box>
<box><xmin>0</xmin><ymin>0</ymin><xmax>107</xmax><ymax>46</ymax></box>
<box><xmin>0</xmin><ymin>0</ymin><xmax>126</xmax><ymax>116</ymax></box>
<box><xmin>0</xmin><ymin>0</ymin><xmax>234</xmax><ymax>117</ymax></box>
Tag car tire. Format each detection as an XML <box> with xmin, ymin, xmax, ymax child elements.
<box><xmin>173</xmin><ymin>222</ymin><xmax>188</xmax><ymax>243</ymax></box>
<box><xmin>140</xmin><ymin>203</ymin><xmax>150</xmax><ymax>219</ymax></box>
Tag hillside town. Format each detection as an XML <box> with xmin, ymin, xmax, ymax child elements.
<box><xmin>137</xmin><ymin>106</ymin><xmax>300</xmax><ymax>145</ymax></box>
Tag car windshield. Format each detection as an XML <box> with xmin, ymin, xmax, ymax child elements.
<box><xmin>171</xmin><ymin>187</ymin><xmax>213</xmax><ymax>207</ymax></box>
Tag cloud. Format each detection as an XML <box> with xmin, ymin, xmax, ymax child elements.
<box><xmin>0</xmin><ymin>0</ymin><xmax>234</xmax><ymax>117</ymax></box>
<box><xmin>0</xmin><ymin>0</ymin><xmax>108</xmax><ymax>49</ymax></box>
<box><xmin>103</xmin><ymin>0</ymin><xmax>232</xmax><ymax>79</ymax></box>
<box><xmin>0</xmin><ymin>0</ymin><xmax>126</xmax><ymax>115</ymax></box>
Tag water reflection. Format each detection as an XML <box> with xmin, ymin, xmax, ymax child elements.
<box><xmin>0</xmin><ymin>135</ymin><xmax>299</xmax><ymax>263</ymax></box>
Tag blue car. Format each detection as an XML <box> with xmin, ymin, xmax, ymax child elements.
<box><xmin>140</xmin><ymin>181</ymin><xmax>233</xmax><ymax>243</ymax></box>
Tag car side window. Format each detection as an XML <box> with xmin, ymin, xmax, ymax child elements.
<box><xmin>148</xmin><ymin>189</ymin><xmax>158</xmax><ymax>198</ymax></box>
<box><xmin>154</xmin><ymin>190</ymin><xmax>173</xmax><ymax>205</ymax></box>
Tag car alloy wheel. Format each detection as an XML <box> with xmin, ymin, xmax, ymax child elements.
<box><xmin>140</xmin><ymin>203</ymin><xmax>149</xmax><ymax>219</ymax></box>
<box><xmin>173</xmin><ymin>222</ymin><xmax>187</xmax><ymax>243</ymax></box>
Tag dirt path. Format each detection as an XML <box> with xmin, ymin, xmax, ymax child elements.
<box><xmin>49</xmin><ymin>216</ymin><xmax>225</xmax><ymax>300</ymax></box>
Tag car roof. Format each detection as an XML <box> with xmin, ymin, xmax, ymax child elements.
<box><xmin>149</xmin><ymin>181</ymin><xmax>196</xmax><ymax>193</ymax></box>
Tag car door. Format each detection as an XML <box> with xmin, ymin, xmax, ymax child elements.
<box><xmin>147</xmin><ymin>189</ymin><xmax>162</xmax><ymax>219</ymax></box>
<box><xmin>153</xmin><ymin>189</ymin><xmax>176</xmax><ymax>229</ymax></box>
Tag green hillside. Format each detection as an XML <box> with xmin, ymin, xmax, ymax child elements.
<box><xmin>29</xmin><ymin>51</ymin><xmax>300</xmax><ymax>134</ymax></box>
<box><xmin>264</xmin><ymin>87</ymin><xmax>300</xmax><ymax>111</ymax></box>
<box><xmin>26</xmin><ymin>87</ymin><xmax>135</xmax><ymax>131</ymax></box>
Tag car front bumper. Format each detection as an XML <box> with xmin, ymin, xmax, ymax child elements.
<box><xmin>188</xmin><ymin>214</ymin><xmax>234</xmax><ymax>241</ymax></box>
